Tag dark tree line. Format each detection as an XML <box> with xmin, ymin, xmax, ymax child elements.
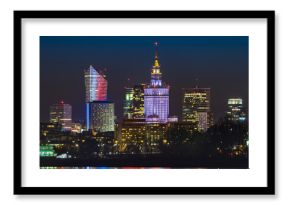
<box><xmin>160</xmin><ymin>119</ymin><xmax>248</xmax><ymax>160</ymax></box>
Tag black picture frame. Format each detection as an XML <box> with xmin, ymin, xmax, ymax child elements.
<box><xmin>14</xmin><ymin>10</ymin><xmax>275</xmax><ymax>195</ymax></box>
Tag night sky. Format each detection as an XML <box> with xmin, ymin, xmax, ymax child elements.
<box><xmin>40</xmin><ymin>36</ymin><xmax>248</xmax><ymax>123</ymax></box>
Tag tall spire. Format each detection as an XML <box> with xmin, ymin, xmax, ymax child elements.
<box><xmin>153</xmin><ymin>42</ymin><xmax>160</xmax><ymax>68</ymax></box>
<box><xmin>144</xmin><ymin>42</ymin><xmax>169</xmax><ymax>124</ymax></box>
<box><xmin>150</xmin><ymin>42</ymin><xmax>162</xmax><ymax>87</ymax></box>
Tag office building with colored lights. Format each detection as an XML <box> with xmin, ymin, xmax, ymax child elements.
<box><xmin>123</xmin><ymin>84</ymin><xmax>146</xmax><ymax>120</ymax></box>
<box><xmin>226</xmin><ymin>98</ymin><xmax>246</xmax><ymax>122</ymax></box>
<box><xmin>144</xmin><ymin>43</ymin><xmax>169</xmax><ymax>123</ymax></box>
<box><xmin>49</xmin><ymin>101</ymin><xmax>72</xmax><ymax>131</ymax></box>
<box><xmin>85</xmin><ymin>65</ymin><xmax>113</xmax><ymax>132</ymax></box>
<box><xmin>86</xmin><ymin>101</ymin><xmax>115</xmax><ymax>133</ymax></box>
<box><xmin>182</xmin><ymin>88</ymin><xmax>212</xmax><ymax>132</ymax></box>
<box><xmin>84</xmin><ymin>65</ymin><xmax>107</xmax><ymax>102</ymax></box>
<box><xmin>123</xmin><ymin>87</ymin><xmax>134</xmax><ymax>119</ymax></box>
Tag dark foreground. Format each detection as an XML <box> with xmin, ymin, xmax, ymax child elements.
<box><xmin>40</xmin><ymin>154</ymin><xmax>248</xmax><ymax>169</ymax></box>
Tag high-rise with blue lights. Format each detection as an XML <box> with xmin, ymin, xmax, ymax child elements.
<box><xmin>84</xmin><ymin>65</ymin><xmax>114</xmax><ymax>131</ymax></box>
<box><xmin>86</xmin><ymin>101</ymin><xmax>115</xmax><ymax>132</ymax></box>
<box><xmin>144</xmin><ymin>43</ymin><xmax>169</xmax><ymax>123</ymax></box>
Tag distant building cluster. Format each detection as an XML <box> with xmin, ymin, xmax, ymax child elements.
<box><xmin>118</xmin><ymin>45</ymin><xmax>215</xmax><ymax>154</ymax></box>
<box><xmin>41</xmin><ymin>43</ymin><xmax>248</xmax><ymax>159</ymax></box>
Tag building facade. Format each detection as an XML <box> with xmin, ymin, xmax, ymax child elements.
<box><xmin>84</xmin><ymin>65</ymin><xmax>107</xmax><ymax>102</ymax></box>
<box><xmin>144</xmin><ymin>44</ymin><xmax>169</xmax><ymax>123</ymax></box>
<box><xmin>119</xmin><ymin>119</ymin><xmax>168</xmax><ymax>154</ymax></box>
<box><xmin>123</xmin><ymin>87</ymin><xmax>134</xmax><ymax>119</ymax></box>
<box><xmin>49</xmin><ymin>101</ymin><xmax>72</xmax><ymax>131</ymax></box>
<box><xmin>123</xmin><ymin>84</ymin><xmax>146</xmax><ymax>120</ymax></box>
<box><xmin>84</xmin><ymin>65</ymin><xmax>114</xmax><ymax>132</ymax></box>
<box><xmin>132</xmin><ymin>84</ymin><xmax>145</xmax><ymax>119</ymax></box>
<box><xmin>226</xmin><ymin>98</ymin><xmax>246</xmax><ymax>122</ymax></box>
<box><xmin>86</xmin><ymin>101</ymin><xmax>115</xmax><ymax>132</ymax></box>
<box><xmin>182</xmin><ymin>88</ymin><xmax>212</xmax><ymax>132</ymax></box>
<box><xmin>145</xmin><ymin>122</ymin><xmax>168</xmax><ymax>153</ymax></box>
<box><xmin>119</xmin><ymin>119</ymin><xmax>146</xmax><ymax>154</ymax></box>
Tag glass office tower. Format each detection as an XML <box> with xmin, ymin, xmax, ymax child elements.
<box><xmin>84</xmin><ymin>65</ymin><xmax>107</xmax><ymax>102</ymax></box>
<box><xmin>182</xmin><ymin>88</ymin><xmax>212</xmax><ymax>132</ymax></box>
<box><xmin>49</xmin><ymin>101</ymin><xmax>72</xmax><ymax>131</ymax></box>
<box><xmin>86</xmin><ymin>101</ymin><xmax>114</xmax><ymax>132</ymax></box>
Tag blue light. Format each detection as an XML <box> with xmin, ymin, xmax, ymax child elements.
<box><xmin>97</xmin><ymin>166</ymin><xmax>109</xmax><ymax>169</ymax></box>
<box><xmin>86</xmin><ymin>103</ymin><xmax>90</xmax><ymax>130</ymax></box>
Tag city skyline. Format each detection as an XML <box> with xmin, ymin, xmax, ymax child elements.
<box><xmin>40</xmin><ymin>36</ymin><xmax>249</xmax><ymax>168</ymax></box>
<box><xmin>40</xmin><ymin>36</ymin><xmax>248</xmax><ymax>123</ymax></box>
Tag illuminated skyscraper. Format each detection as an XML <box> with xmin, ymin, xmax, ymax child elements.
<box><xmin>123</xmin><ymin>87</ymin><xmax>134</xmax><ymax>119</ymax></box>
<box><xmin>226</xmin><ymin>98</ymin><xmax>246</xmax><ymax>122</ymax></box>
<box><xmin>123</xmin><ymin>84</ymin><xmax>145</xmax><ymax>120</ymax></box>
<box><xmin>182</xmin><ymin>88</ymin><xmax>212</xmax><ymax>132</ymax></box>
<box><xmin>144</xmin><ymin>43</ymin><xmax>169</xmax><ymax>123</ymax></box>
<box><xmin>86</xmin><ymin>101</ymin><xmax>115</xmax><ymax>132</ymax></box>
<box><xmin>84</xmin><ymin>65</ymin><xmax>107</xmax><ymax>102</ymax></box>
<box><xmin>49</xmin><ymin>101</ymin><xmax>72</xmax><ymax>131</ymax></box>
<box><xmin>85</xmin><ymin>65</ymin><xmax>111</xmax><ymax>131</ymax></box>
<box><xmin>132</xmin><ymin>84</ymin><xmax>145</xmax><ymax>119</ymax></box>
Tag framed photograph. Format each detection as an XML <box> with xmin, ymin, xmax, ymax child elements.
<box><xmin>14</xmin><ymin>11</ymin><xmax>275</xmax><ymax>195</ymax></box>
